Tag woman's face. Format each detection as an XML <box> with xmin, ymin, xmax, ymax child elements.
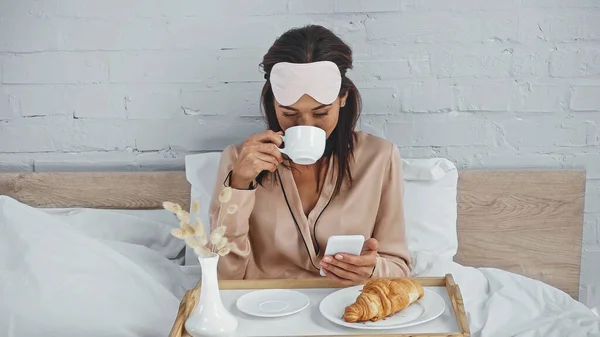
<box><xmin>274</xmin><ymin>93</ymin><xmax>347</xmax><ymax>138</ymax></box>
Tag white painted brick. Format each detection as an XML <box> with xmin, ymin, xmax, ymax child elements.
<box><xmin>135</xmin><ymin>151</ymin><xmax>187</xmax><ymax>171</ymax></box>
<box><xmin>500</xmin><ymin>117</ymin><xmax>588</xmax><ymax>147</ymax></box>
<box><xmin>108</xmin><ymin>51</ymin><xmax>217</xmax><ymax>83</ymax></box>
<box><xmin>215</xmin><ymin>0</ymin><xmax>289</xmax><ymax>16</ymax></box>
<box><xmin>354</xmin><ymin>43</ymin><xmax>421</xmax><ymax>60</ymax></box>
<box><xmin>0</xmin><ymin>154</ymin><xmax>33</xmax><ymax>172</ymax></box>
<box><xmin>0</xmin><ymin>17</ymin><xmax>62</xmax><ymax>53</ymax></box>
<box><xmin>406</xmin><ymin>0</ymin><xmax>519</xmax><ymax>10</ymax></box>
<box><xmin>180</xmin><ymin>84</ymin><xmax>262</xmax><ymax>117</ymax></box>
<box><xmin>585</xmin><ymin>180</ymin><xmax>600</xmax><ymax>214</ymax></box>
<box><xmin>385</xmin><ymin>117</ymin><xmax>488</xmax><ymax>146</ymax></box>
<box><xmin>0</xmin><ymin>0</ymin><xmax>43</xmax><ymax>18</ymax></box>
<box><xmin>402</xmin><ymin>82</ymin><xmax>455</xmax><ymax>113</ymax></box>
<box><xmin>33</xmin><ymin>152</ymin><xmax>139</xmax><ymax>172</ymax></box>
<box><xmin>581</xmin><ymin>247</ymin><xmax>600</xmax><ymax>286</ymax></box>
<box><xmin>511</xmin><ymin>46</ymin><xmax>552</xmax><ymax>78</ymax></box>
<box><xmin>582</xmin><ymin>283</ymin><xmax>600</xmax><ymax>311</ymax></box>
<box><xmin>523</xmin><ymin>0</ymin><xmax>600</xmax><ymax>8</ymax></box>
<box><xmin>571</xmin><ymin>86</ymin><xmax>600</xmax><ymax>112</ymax></box>
<box><xmin>124</xmin><ymin>88</ymin><xmax>181</xmax><ymax>119</ymax></box>
<box><xmin>161</xmin><ymin>18</ymin><xmax>215</xmax><ymax>50</ymax></box>
<box><xmin>289</xmin><ymin>0</ymin><xmax>335</xmax><ymax>14</ymax></box>
<box><xmin>2</xmin><ymin>53</ymin><xmax>108</xmax><ymax>84</ymax></box>
<box><xmin>5</xmin><ymin>85</ymin><xmax>125</xmax><ymax>119</ymax></box>
<box><xmin>0</xmin><ymin>116</ymin><xmax>73</xmax><ymax>152</ymax></box>
<box><xmin>69</xmin><ymin>119</ymin><xmax>136</xmax><ymax>151</ymax></box>
<box><xmin>472</xmin><ymin>152</ymin><xmax>568</xmax><ymax>169</ymax></box>
<box><xmin>59</xmin><ymin>18</ymin><xmax>171</xmax><ymax>51</ymax></box>
<box><xmin>583</xmin><ymin>213</ymin><xmax>599</xmax><ymax>244</ymax></box>
<box><xmin>569</xmin><ymin>154</ymin><xmax>600</xmax><ymax>180</ymax></box>
<box><xmin>297</xmin><ymin>14</ymin><xmax>368</xmax><ymax>45</ymax></box>
<box><xmin>34</xmin><ymin>0</ymin><xmax>149</xmax><ymax>18</ymax></box>
<box><xmin>4</xmin><ymin>85</ymin><xmax>73</xmax><ymax>117</ymax></box>
<box><xmin>358</xmin><ymin>87</ymin><xmax>399</xmax><ymax>114</ymax></box>
<box><xmin>211</xmin><ymin>19</ymin><xmax>278</xmax><ymax>50</ymax></box>
<box><xmin>353</xmin><ymin>60</ymin><xmax>411</xmax><ymax>80</ymax></box>
<box><xmin>168</xmin><ymin>18</ymin><xmax>279</xmax><ymax>50</ymax></box>
<box><xmin>335</xmin><ymin>0</ymin><xmax>400</xmax><ymax>13</ymax></box>
<box><xmin>357</xmin><ymin>116</ymin><xmax>386</xmax><ymax>138</ymax></box>
<box><xmin>353</xmin><ymin>52</ymin><xmax>430</xmax><ymax>80</ymax></box>
<box><xmin>0</xmin><ymin>117</ymin><xmax>140</xmax><ymax>152</ymax></box>
<box><xmin>133</xmin><ymin>117</ymin><xmax>265</xmax><ymax>152</ymax></box>
<box><xmin>0</xmin><ymin>151</ymin><xmax>187</xmax><ymax>172</ymax></box>
<box><xmin>37</xmin><ymin>0</ymin><xmax>175</xmax><ymax>18</ymax></box>
<box><xmin>511</xmin><ymin>84</ymin><xmax>567</xmax><ymax>112</ymax></box>
<box><xmin>458</xmin><ymin>81</ymin><xmax>512</xmax><ymax>112</ymax></box>
<box><xmin>431</xmin><ymin>147</ymin><xmax>490</xmax><ymax>169</ymax></box>
<box><xmin>366</xmin><ymin>12</ymin><xmax>518</xmax><ymax>44</ymax></box>
<box><xmin>518</xmin><ymin>10</ymin><xmax>586</xmax><ymax>42</ymax></box>
<box><xmin>71</xmin><ymin>86</ymin><xmax>127</xmax><ymax>119</ymax></box>
<box><xmin>585</xmin><ymin>12</ymin><xmax>600</xmax><ymax>40</ymax></box>
<box><xmin>588</xmin><ymin>120</ymin><xmax>600</xmax><ymax>146</ymax></box>
<box><xmin>430</xmin><ymin>46</ymin><xmax>512</xmax><ymax>79</ymax></box>
<box><xmin>550</xmin><ymin>46</ymin><xmax>600</xmax><ymax>78</ymax></box>
<box><xmin>397</xmin><ymin>146</ymin><xmax>440</xmax><ymax>160</ymax></box>
<box><xmin>0</xmin><ymin>91</ymin><xmax>19</xmax><ymax>120</ymax></box>
<box><xmin>38</xmin><ymin>0</ymin><xmax>288</xmax><ymax>18</ymax></box>
<box><xmin>216</xmin><ymin>50</ymin><xmax>264</xmax><ymax>83</ymax></box>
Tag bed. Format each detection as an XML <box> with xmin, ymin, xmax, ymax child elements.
<box><xmin>0</xmin><ymin>156</ymin><xmax>599</xmax><ymax>337</ymax></box>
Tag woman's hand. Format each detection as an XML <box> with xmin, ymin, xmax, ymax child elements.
<box><xmin>319</xmin><ymin>238</ymin><xmax>379</xmax><ymax>286</ymax></box>
<box><xmin>230</xmin><ymin>130</ymin><xmax>284</xmax><ymax>189</ymax></box>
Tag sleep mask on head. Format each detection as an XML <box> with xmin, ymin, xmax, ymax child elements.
<box><xmin>269</xmin><ymin>61</ymin><xmax>342</xmax><ymax>106</ymax></box>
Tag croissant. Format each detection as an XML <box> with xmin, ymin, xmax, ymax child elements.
<box><xmin>343</xmin><ymin>278</ymin><xmax>425</xmax><ymax>323</ymax></box>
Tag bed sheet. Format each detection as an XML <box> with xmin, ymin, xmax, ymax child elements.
<box><xmin>0</xmin><ymin>195</ymin><xmax>598</xmax><ymax>337</ymax></box>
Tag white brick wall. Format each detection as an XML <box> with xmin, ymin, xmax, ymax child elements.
<box><xmin>0</xmin><ymin>0</ymin><xmax>599</xmax><ymax>305</ymax></box>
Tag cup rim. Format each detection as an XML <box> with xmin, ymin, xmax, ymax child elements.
<box><xmin>285</xmin><ymin>125</ymin><xmax>326</xmax><ymax>135</ymax></box>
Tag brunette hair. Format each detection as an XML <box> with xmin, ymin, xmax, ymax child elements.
<box><xmin>257</xmin><ymin>24</ymin><xmax>362</xmax><ymax>197</ymax></box>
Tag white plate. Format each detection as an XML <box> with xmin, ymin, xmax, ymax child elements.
<box><xmin>236</xmin><ymin>289</ymin><xmax>310</xmax><ymax>318</ymax></box>
<box><xmin>319</xmin><ymin>286</ymin><xmax>445</xmax><ymax>330</ymax></box>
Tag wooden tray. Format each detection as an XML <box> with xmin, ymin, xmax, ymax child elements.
<box><xmin>169</xmin><ymin>274</ymin><xmax>470</xmax><ymax>337</ymax></box>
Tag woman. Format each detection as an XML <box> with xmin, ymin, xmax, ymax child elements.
<box><xmin>209</xmin><ymin>25</ymin><xmax>411</xmax><ymax>286</ymax></box>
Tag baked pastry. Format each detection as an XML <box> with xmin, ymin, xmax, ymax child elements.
<box><xmin>342</xmin><ymin>278</ymin><xmax>425</xmax><ymax>323</ymax></box>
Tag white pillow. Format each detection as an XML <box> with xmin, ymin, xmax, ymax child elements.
<box><xmin>40</xmin><ymin>208</ymin><xmax>186</xmax><ymax>263</ymax></box>
<box><xmin>0</xmin><ymin>196</ymin><xmax>196</xmax><ymax>337</ymax></box>
<box><xmin>402</xmin><ymin>158</ymin><xmax>459</xmax><ymax>261</ymax></box>
<box><xmin>183</xmin><ymin>152</ymin><xmax>459</xmax><ymax>265</ymax></box>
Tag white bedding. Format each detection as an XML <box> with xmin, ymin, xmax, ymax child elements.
<box><xmin>0</xmin><ymin>195</ymin><xmax>598</xmax><ymax>337</ymax></box>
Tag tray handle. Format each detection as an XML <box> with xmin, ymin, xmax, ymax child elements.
<box><xmin>444</xmin><ymin>274</ymin><xmax>470</xmax><ymax>337</ymax></box>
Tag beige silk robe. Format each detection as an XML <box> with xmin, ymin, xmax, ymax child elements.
<box><xmin>209</xmin><ymin>131</ymin><xmax>412</xmax><ymax>280</ymax></box>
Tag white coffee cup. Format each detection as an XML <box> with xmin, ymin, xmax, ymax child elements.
<box><xmin>277</xmin><ymin>125</ymin><xmax>326</xmax><ymax>165</ymax></box>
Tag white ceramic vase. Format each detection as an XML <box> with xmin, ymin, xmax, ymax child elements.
<box><xmin>185</xmin><ymin>253</ymin><xmax>238</xmax><ymax>337</ymax></box>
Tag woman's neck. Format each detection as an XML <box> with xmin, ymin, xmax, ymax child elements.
<box><xmin>290</xmin><ymin>157</ymin><xmax>329</xmax><ymax>192</ymax></box>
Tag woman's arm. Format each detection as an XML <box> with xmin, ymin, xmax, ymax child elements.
<box><xmin>209</xmin><ymin>145</ymin><xmax>255</xmax><ymax>280</ymax></box>
<box><xmin>371</xmin><ymin>143</ymin><xmax>412</xmax><ymax>278</ymax></box>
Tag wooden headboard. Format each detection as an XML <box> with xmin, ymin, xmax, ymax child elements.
<box><xmin>0</xmin><ymin>169</ymin><xmax>586</xmax><ymax>298</ymax></box>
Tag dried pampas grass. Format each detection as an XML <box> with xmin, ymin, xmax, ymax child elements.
<box><xmin>162</xmin><ymin>187</ymin><xmax>239</xmax><ymax>258</ymax></box>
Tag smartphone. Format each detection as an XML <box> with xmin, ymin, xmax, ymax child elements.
<box><xmin>320</xmin><ymin>235</ymin><xmax>365</xmax><ymax>276</ymax></box>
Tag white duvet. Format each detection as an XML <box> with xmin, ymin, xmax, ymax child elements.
<box><xmin>0</xmin><ymin>196</ymin><xmax>598</xmax><ymax>337</ymax></box>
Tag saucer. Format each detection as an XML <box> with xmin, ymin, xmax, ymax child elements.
<box><xmin>236</xmin><ymin>289</ymin><xmax>310</xmax><ymax>318</ymax></box>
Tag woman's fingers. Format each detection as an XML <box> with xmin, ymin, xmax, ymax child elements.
<box><xmin>250</xmin><ymin>130</ymin><xmax>283</xmax><ymax>146</ymax></box>
<box><xmin>334</xmin><ymin>252</ymin><xmax>377</xmax><ymax>268</ymax></box>
<box><xmin>323</xmin><ymin>269</ymin><xmax>356</xmax><ymax>287</ymax></box>
<box><xmin>253</xmin><ymin>143</ymin><xmax>284</xmax><ymax>163</ymax></box>
<box><xmin>322</xmin><ymin>255</ymin><xmax>373</xmax><ymax>278</ymax></box>
<box><xmin>250</xmin><ymin>153</ymin><xmax>280</xmax><ymax>172</ymax></box>
<box><xmin>321</xmin><ymin>258</ymin><xmax>363</xmax><ymax>280</ymax></box>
